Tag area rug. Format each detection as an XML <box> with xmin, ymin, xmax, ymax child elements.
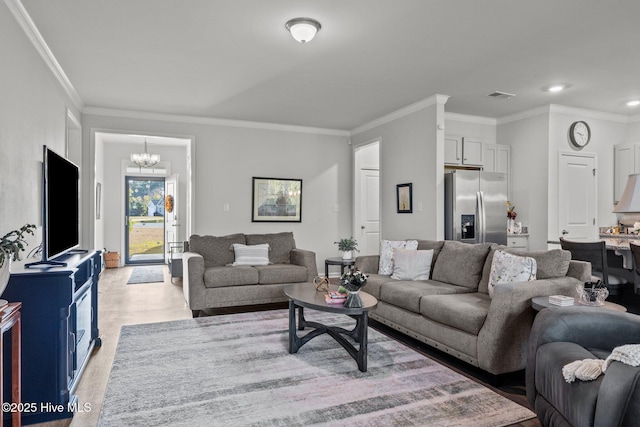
<box><xmin>126</xmin><ymin>265</ymin><xmax>165</xmax><ymax>284</ymax></box>
<box><xmin>98</xmin><ymin>310</ymin><xmax>535</xmax><ymax>426</ymax></box>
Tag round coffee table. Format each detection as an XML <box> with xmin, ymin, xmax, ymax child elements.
<box><xmin>284</xmin><ymin>283</ymin><xmax>377</xmax><ymax>372</ymax></box>
<box><xmin>531</xmin><ymin>296</ymin><xmax>627</xmax><ymax>312</ymax></box>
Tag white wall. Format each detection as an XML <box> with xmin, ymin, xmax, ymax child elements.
<box><xmin>83</xmin><ymin>113</ymin><xmax>352</xmax><ymax>272</ymax></box>
<box><xmin>0</xmin><ymin>2</ymin><xmax>82</xmax><ymax>254</ymax></box>
<box><xmin>626</xmin><ymin>119</ymin><xmax>640</xmax><ymax>142</ymax></box>
<box><xmin>351</xmin><ymin>101</ymin><xmax>441</xmax><ymax>240</ymax></box>
<box><xmin>444</xmin><ymin>115</ymin><xmax>497</xmax><ymax>145</ymax></box>
<box><xmin>498</xmin><ymin>112</ymin><xmax>550</xmax><ymax>250</ymax></box>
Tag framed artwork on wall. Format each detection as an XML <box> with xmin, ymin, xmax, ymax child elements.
<box><xmin>396</xmin><ymin>183</ymin><xmax>412</xmax><ymax>213</ymax></box>
<box><xmin>252</xmin><ymin>177</ymin><xmax>302</xmax><ymax>222</ymax></box>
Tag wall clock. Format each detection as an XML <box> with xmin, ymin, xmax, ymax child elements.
<box><xmin>569</xmin><ymin>121</ymin><xmax>591</xmax><ymax>148</ymax></box>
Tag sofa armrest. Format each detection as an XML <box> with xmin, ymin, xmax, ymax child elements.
<box><xmin>477</xmin><ymin>276</ymin><xmax>580</xmax><ymax>375</ymax></box>
<box><xmin>290</xmin><ymin>248</ymin><xmax>318</xmax><ymax>281</ymax></box>
<box><xmin>182</xmin><ymin>251</ymin><xmax>207</xmax><ymax>312</ymax></box>
<box><xmin>355</xmin><ymin>255</ymin><xmax>379</xmax><ymax>274</ymax></box>
<box><xmin>526</xmin><ymin>306</ymin><xmax>640</xmax><ymax>408</ymax></box>
<box><xmin>566</xmin><ymin>259</ymin><xmax>591</xmax><ymax>282</ymax></box>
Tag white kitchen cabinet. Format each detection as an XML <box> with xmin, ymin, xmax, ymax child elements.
<box><xmin>484</xmin><ymin>143</ymin><xmax>511</xmax><ymax>198</ymax></box>
<box><xmin>444</xmin><ymin>136</ymin><xmax>484</xmax><ymax>166</ymax></box>
<box><xmin>507</xmin><ymin>234</ymin><xmax>529</xmax><ymax>250</ymax></box>
<box><xmin>614</xmin><ymin>143</ymin><xmax>639</xmax><ymax>203</ymax></box>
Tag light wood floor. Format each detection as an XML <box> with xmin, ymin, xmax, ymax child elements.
<box><xmin>33</xmin><ymin>266</ymin><xmax>540</xmax><ymax>427</ymax></box>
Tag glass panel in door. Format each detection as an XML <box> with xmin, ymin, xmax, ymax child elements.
<box><xmin>125</xmin><ymin>177</ymin><xmax>165</xmax><ymax>264</ymax></box>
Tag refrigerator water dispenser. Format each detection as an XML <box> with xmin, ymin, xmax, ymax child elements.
<box><xmin>461</xmin><ymin>214</ymin><xmax>475</xmax><ymax>239</ymax></box>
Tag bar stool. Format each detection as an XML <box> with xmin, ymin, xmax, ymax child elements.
<box><xmin>628</xmin><ymin>242</ymin><xmax>640</xmax><ymax>295</ymax></box>
<box><xmin>559</xmin><ymin>237</ymin><xmax>613</xmax><ymax>290</ymax></box>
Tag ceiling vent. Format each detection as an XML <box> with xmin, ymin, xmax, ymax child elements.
<box><xmin>486</xmin><ymin>91</ymin><xmax>516</xmax><ymax>100</ymax></box>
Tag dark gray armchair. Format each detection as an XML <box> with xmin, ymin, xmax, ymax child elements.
<box><xmin>527</xmin><ymin>306</ymin><xmax>640</xmax><ymax>427</ymax></box>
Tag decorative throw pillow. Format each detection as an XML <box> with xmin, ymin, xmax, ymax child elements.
<box><xmin>231</xmin><ymin>243</ymin><xmax>270</xmax><ymax>266</ymax></box>
<box><xmin>391</xmin><ymin>248</ymin><xmax>434</xmax><ymax>281</ymax></box>
<box><xmin>378</xmin><ymin>240</ymin><xmax>419</xmax><ymax>275</ymax></box>
<box><xmin>488</xmin><ymin>250</ymin><xmax>537</xmax><ymax>297</ymax></box>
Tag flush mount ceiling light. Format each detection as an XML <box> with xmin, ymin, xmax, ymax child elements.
<box><xmin>627</xmin><ymin>100</ymin><xmax>640</xmax><ymax>107</ymax></box>
<box><xmin>285</xmin><ymin>17</ymin><xmax>321</xmax><ymax>43</ymax></box>
<box><xmin>130</xmin><ymin>139</ymin><xmax>160</xmax><ymax>168</ymax></box>
<box><xmin>548</xmin><ymin>84</ymin><xmax>566</xmax><ymax>92</ymax></box>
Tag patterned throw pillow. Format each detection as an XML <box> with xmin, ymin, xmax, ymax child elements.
<box><xmin>231</xmin><ymin>243</ymin><xmax>270</xmax><ymax>266</ymax></box>
<box><xmin>391</xmin><ymin>248</ymin><xmax>434</xmax><ymax>281</ymax></box>
<box><xmin>488</xmin><ymin>250</ymin><xmax>537</xmax><ymax>297</ymax></box>
<box><xmin>378</xmin><ymin>240</ymin><xmax>418</xmax><ymax>275</ymax></box>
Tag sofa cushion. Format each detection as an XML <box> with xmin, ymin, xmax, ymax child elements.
<box><xmin>431</xmin><ymin>241</ymin><xmax>492</xmax><ymax>290</ymax></box>
<box><xmin>360</xmin><ymin>273</ymin><xmax>389</xmax><ymax>299</ymax></box>
<box><xmin>246</xmin><ymin>232</ymin><xmax>296</xmax><ymax>264</ymax></box>
<box><xmin>231</xmin><ymin>243</ymin><xmax>270</xmax><ymax>266</ymax></box>
<box><xmin>190</xmin><ymin>233</ymin><xmax>246</xmax><ymax>268</ymax></box>
<box><xmin>420</xmin><ymin>293</ymin><xmax>491</xmax><ymax>335</ymax></box>
<box><xmin>203</xmin><ymin>266</ymin><xmax>259</xmax><ymax>288</ymax></box>
<box><xmin>535</xmin><ymin>342</ymin><xmax>605</xmax><ymax>427</ymax></box>
<box><xmin>416</xmin><ymin>240</ymin><xmax>445</xmax><ymax>277</ymax></box>
<box><xmin>379</xmin><ymin>240</ymin><xmax>418</xmax><ymax>275</ymax></box>
<box><xmin>391</xmin><ymin>248</ymin><xmax>434</xmax><ymax>281</ymax></box>
<box><xmin>253</xmin><ymin>264</ymin><xmax>308</xmax><ymax>285</ymax></box>
<box><xmin>380</xmin><ymin>280</ymin><xmax>472</xmax><ymax>313</ymax></box>
<box><xmin>488</xmin><ymin>250</ymin><xmax>537</xmax><ymax>297</ymax></box>
<box><xmin>478</xmin><ymin>245</ymin><xmax>572</xmax><ymax>293</ymax></box>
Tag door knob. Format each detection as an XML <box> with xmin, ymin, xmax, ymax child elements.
<box><xmin>562</xmin><ymin>229</ymin><xmax>569</xmax><ymax>235</ymax></box>
<box><xmin>361</xmin><ymin>225</ymin><xmax>365</xmax><ymax>229</ymax></box>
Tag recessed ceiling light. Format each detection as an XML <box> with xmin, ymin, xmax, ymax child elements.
<box><xmin>548</xmin><ymin>85</ymin><xmax>565</xmax><ymax>92</ymax></box>
<box><xmin>627</xmin><ymin>100</ymin><xmax>640</xmax><ymax>107</ymax></box>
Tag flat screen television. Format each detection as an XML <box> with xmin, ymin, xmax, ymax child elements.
<box><xmin>25</xmin><ymin>146</ymin><xmax>80</xmax><ymax>268</ymax></box>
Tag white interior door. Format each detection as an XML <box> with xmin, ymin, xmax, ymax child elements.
<box><xmin>165</xmin><ymin>174</ymin><xmax>179</xmax><ymax>262</ymax></box>
<box><xmin>558</xmin><ymin>153</ymin><xmax>597</xmax><ymax>241</ymax></box>
<box><xmin>359</xmin><ymin>169</ymin><xmax>380</xmax><ymax>255</ymax></box>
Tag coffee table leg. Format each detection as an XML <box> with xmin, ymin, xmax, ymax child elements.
<box><xmin>357</xmin><ymin>312</ymin><xmax>369</xmax><ymax>372</ymax></box>
<box><xmin>288</xmin><ymin>300</ymin><xmax>299</xmax><ymax>353</ymax></box>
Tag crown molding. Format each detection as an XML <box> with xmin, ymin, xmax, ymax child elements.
<box><xmin>496</xmin><ymin>105</ymin><xmax>551</xmax><ymax>125</ymax></box>
<box><xmin>350</xmin><ymin>94</ymin><xmax>449</xmax><ymax>135</ymax></box>
<box><xmin>445</xmin><ymin>112</ymin><xmax>497</xmax><ymax>125</ymax></box>
<box><xmin>548</xmin><ymin>104</ymin><xmax>628</xmax><ymax>123</ymax></box>
<box><xmin>82</xmin><ymin>107</ymin><xmax>351</xmax><ymax>136</ymax></box>
<box><xmin>6</xmin><ymin>0</ymin><xmax>84</xmax><ymax>111</ymax></box>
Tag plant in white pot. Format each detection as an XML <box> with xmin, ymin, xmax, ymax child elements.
<box><xmin>0</xmin><ymin>224</ymin><xmax>36</xmax><ymax>306</ymax></box>
<box><xmin>334</xmin><ymin>237</ymin><xmax>359</xmax><ymax>260</ymax></box>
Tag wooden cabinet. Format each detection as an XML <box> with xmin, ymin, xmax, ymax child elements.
<box><xmin>445</xmin><ymin>136</ymin><xmax>483</xmax><ymax>166</ymax></box>
<box><xmin>507</xmin><ymin>235</ymin><xmax>529</xmax><ymax>250</ymax></box>
<box><xmin>614</xmin><ymin>144</ymin><xmax>637</xmax><ymax>203</ymax></box>
<box><xmin>484</xmin><ymin>143</ymin><xmax>511</xmax><ymax>197</ymax></box>
<box><xmin>3</xmin><ymin>251</ymin><xmax>101</xmax><ymax>425</ymax></box>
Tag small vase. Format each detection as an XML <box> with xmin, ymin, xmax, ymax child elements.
<box><xmin>344</xmin><ymin>289</ymin><xmax>362</xmax><ymax>308</ymax></box>
<box><xmin>342</xmin><ymin>250</ymin><xmax>353</xmax><ymax>260</ymax></box>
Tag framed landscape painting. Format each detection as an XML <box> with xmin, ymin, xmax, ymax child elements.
<box><xmin>252</xmin><ymin>177</ymin><xmax>302</xmax><ymax>222</ymax></box>
<box><xmin>396</xmin><ymin>183</ymin><xmax>413</xmax><ymax>213</ymax></box>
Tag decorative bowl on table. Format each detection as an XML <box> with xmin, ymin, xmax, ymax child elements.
<box><xmin>575</xmin><ymin>282</ymin><xmax>609</xmax><ymax>307</ymax></box>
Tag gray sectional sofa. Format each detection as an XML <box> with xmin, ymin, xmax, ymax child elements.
<box><xmin>182</xmin><ymin>232</ymin><xmax>317</xmax><ymax>317</ymax></box>
<box><xmin>355</xmin><ymin>240</ymin><xmax>591</xmax><ymax>375</ymax></box>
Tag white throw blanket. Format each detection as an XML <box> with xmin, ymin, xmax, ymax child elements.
<box><xmin>562</xmin><ymin>344</ymin><xmax>640</xmax><ymax>383</ymax></box>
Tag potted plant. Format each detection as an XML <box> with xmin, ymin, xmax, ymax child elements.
<box><xmin>0</xmin><ymin>224</ymin><xmax>37</xmax><ymax>303</ymax></box>
<box><xmin>334</xmin><ymin>237</ymin><xmax>359</xmax><ymax>260</ymax></box>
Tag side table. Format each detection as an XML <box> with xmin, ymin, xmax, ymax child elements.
<box><xmin>324</xmin><ymin>257</ymin><xmax>355</xmax><ymax>278</ymax></box>
<box><xmin>1</xmin><ymin>302</ymin><xmax>21</xmax><ymax>427</ymax></box>
<box><xmin>531</xmin><ymin>296</ymin><xmax>627</xmax><ymax>312</ymax></box>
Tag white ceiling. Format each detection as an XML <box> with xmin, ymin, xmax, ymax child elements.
<box><xmin>19</xmin><ymin>0</ymin><xmax>640</xmax><ymax>131</ymax></box>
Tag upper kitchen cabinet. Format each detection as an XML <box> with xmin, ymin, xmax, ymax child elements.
<box><xmin>444</xmin><ymin>136</ymin><xmax>484</xmax><ymax>166</ymax></box>
<box><xmin>484</xmin><ymin>143</ymin><xmax>511</xmax><ymax>198</ymax></box>
<box><xmin>614</xmin><ymin>143</ymin><xmax>638</xmax><ymax>203</ymax></box>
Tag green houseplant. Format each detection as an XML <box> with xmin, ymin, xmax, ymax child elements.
<box><xmin>334</xmin><ymin>237</ymin><xmax>359</xmax><ymax>260</ymax></box>
<box><xmin>0</xmin><ymin>224</ymin><xmax>37</xmax><ymax>304</ymax></box>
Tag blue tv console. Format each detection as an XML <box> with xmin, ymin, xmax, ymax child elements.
<box><xmin>3</xmin><ymin>250</ymin><xmax>102</xmax><ymax>425</ymax></box>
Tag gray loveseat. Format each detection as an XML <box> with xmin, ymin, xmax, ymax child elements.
<box><xmin>182</xmin><ymin>232</ymin><xmax>318</xmax><ymax>317</ymax></box>
<box><xmin>355</xmin><ymin>240</ymin><xmax>591</xmax><ymax>375</ymax></box>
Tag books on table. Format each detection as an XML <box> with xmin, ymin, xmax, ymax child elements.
<box><xmin>325</xmin><ymin>291</ymin><xmax>347</xmax><ymax>304</ymax></box>
<box><xmin>548</xmin><ymin>295</ymin><xmax>574</xmax><ymax>306</ymax></box>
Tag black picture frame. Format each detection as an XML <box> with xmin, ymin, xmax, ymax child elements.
<box><xmin>396</xmin><ymin>183</ymin><xmax>413</xmax><ymax>213</ymax></box>
<box><xmin>252</xmin><ymin>177</ymin><xmax>302</xmax><ymax>222</ymax></box>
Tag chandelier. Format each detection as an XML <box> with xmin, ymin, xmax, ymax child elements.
<box><xmin>130</xmin><ymin>139</ymin><xmax>160</xmax><ymax>167</ymax></box>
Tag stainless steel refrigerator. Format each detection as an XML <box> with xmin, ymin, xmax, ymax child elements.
<box><xmin>444</xmin><ymin>170</ymin><xmax>507</xmax><ymax>245</ymax></box>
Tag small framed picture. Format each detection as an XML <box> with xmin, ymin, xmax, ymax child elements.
<box><xmin>396</xmin><ymin>183</ymin><xmax>412</xmax><ymax>213</ymax></box>
<box><xmin>252</xmin><ymin>177</ymin><xmax>302</xmax><ymax>222</ymax></box>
